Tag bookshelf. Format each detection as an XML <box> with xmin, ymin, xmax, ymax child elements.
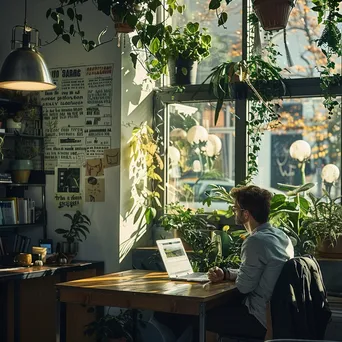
<box><xmin>0</xmin><ymin>97</ymin><xmax>46</xmax><ymax>244</ymax></box>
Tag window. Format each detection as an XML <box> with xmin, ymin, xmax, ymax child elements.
<box><xmin>166</xmin><ymin>102</ymin><xmax>235</xmax><ymax>210</ymax></box>
<box><xmin>253</xmin><ymin>97</ymin><xmax>341</xmax><ymax>198</ymax></box>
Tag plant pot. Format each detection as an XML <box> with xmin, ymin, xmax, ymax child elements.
<box><xmin>318</xmin><ymin>236</ymin><xmax>342</xmax><ymax>259</ymax></box>
<box><xmin>253</xmin><ymin>0</ymin><xmax>295</xmax><ymax>31</ymax></box>
<box><xmin>61</xmin><ymin>241</ymin><xmax>79</xmax><ymax>254</ymax></box>
<box><xmin>10</xmin><ymin>159</ymin><xmax>33</xmax><ymax>183</ymax></box>
<box><xmin>173</xmin><ymin>229</ymin><xmax>192</xmax><ymax>250</ymax></box>
<box><xmin>152</xmin><ymin>225</ymin><xmax>174</xmax><ymax>244</ymax></box>
<box><xmin>114</xmin><ymin>22</ymin><xmax>135</xmax><ymax>33</ymax></box>
<box><xmin>6</xmin><ymin>118</ymin><xmax>21</xmax><ymax>133</ymax></box>
<box><xmin>169</xmin><ymin>58</ymin><xmax>198</xmax><ymax>86</ymax></box>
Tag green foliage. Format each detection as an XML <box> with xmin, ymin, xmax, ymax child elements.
<box><xmin>84</xmin><ymin>309</ymin><xmax>144</xmax><ymax>341</ymax></box>
<box><xmin>55</xmin><ymin>210</ymin><xmax>91</xmax><ymax>244</ymax></box>
<box><xmin>159</xmin><ymin>202</ymin><xmax>243</xmax><ymax>271</ymax></box>
<box><xmin>131</xmin><ymin>21</ymin><xmax>212</xmax><ymax>81</ymax></box>
<box><xmin>128</xmin><ymin>122</ymin><xmax>164</xmax><ymax>228</ymax></box>
<box><xmin>45</xmin><ymin>0</ymin><xmax>183</xmax><ymax>52</ymax></box>
<box><xmin>14</xmin><ymin>139</ymin><xmax>40</xmax><ymax>160</ymax></box>
<box><xmin>303</xmin><ymin>190</ymin><xmax>342</xmax><ymax>247</ymax></box>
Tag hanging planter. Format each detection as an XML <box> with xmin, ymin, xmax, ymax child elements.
<box><xmin>253</xmin><ymin>0</ymin><xmax>295</xmax><ymax>31</ymax></box>
<box><xmin>114</xmin><ymin>22</ymin><xmax>135</xmax><ymax>34</ymax></box>
<box><xmin>168</xmin><ymin>57</ymin><xmax>198</xmax><ymax>86</ymax></box>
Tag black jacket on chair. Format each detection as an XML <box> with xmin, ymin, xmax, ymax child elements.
<box><xmin>271</xmin><ymin>256</ymin><xmax>331</xmax><ymax>339</ymax></box>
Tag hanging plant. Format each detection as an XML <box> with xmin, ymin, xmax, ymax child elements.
<box><xmin>45</xmin><ymin>0</ymin><xmax>184</xmax><ymax>51</ymax></box>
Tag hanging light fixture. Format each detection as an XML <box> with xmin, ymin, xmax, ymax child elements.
<box><xmin>0</xmin><ymin>0</ymin><xmax>56</xmax><ymax>91</ymax></box>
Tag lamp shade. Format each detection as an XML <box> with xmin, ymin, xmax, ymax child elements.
<box><xmin>0</xmin><ymin>47</ymin><xmax>56</xmax><ymax>91</ymax></box>
<box><xmin>289</xmin><ymin>140</ymin><xmax>311</xmax><ymax>162</ymax></box>
<box><xmin>168</xmin><ymin>146</ymin><xmax>181</xmax><ymax>165</ymax></box>
<box><xmin>207</xmin><ymin>134</ymin><xmax>222</xmax><ymax>156</ymax></box>
<box><xmin>187</xmin><ymin>125</ymin><xmax>208</xmax><ymax>144</ymax></box>
<box><xmin>322</xmin><ymin>164</ymin><xmax>340</xmax><ymax>183</ymax></box>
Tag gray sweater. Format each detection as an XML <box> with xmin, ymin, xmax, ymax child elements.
<box><xmin>229</xmin><ymin>222</ymin><xmax>294</xmax><ymax>327</ymax></box>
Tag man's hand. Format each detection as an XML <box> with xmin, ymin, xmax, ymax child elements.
<box><xmin>207</xmin><ymin>266</ymin><xmax>225</xmax><ymax>283</ymax></box>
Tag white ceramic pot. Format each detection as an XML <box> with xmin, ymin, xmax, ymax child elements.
<box><xmin>6</xmin><ymin>118</ymin><xmax>21</xmax><ymax>133</ymax></box>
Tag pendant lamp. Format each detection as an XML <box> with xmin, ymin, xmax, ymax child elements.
<box><xmin>0</xmin><ymin>0</ymin><xmax>56</xmax><ymax>91</ymax></box>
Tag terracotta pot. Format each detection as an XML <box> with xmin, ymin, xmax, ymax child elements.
<box><xmin>318</xmin><ymin>236</ymin><xmax>342</xmax><ymax>259</ymax></box>
<box><xmin>253</xmin><ymin>0</ymin><xmax>295</xmax><ymax>31</ymax></box>
<box><xmin>114</xmin><ymin>22</ymin><xmax>134</xmax><ymax>33</ymax></box>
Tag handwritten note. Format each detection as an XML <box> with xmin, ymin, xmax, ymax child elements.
<box><xmin>55</xmin><ymin>193</ymin><xmax>82</xmax><ymax>210</ymax></box>
<box><xmin>85</xmin><ymin>158</ymin><xmax>104</xmax><ymax>176</ymax></box>
<box><xmin>85</xmin><ymin>177</ymin><xmax>105</xmax><ymax>202</ymax></box>
<box><xmin>103</xmin><ymin>148</ymin><xmax>120</xmax><ymax>168</ymax></box>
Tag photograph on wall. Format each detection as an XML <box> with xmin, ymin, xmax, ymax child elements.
<box><xmin>41</xmin><ymin>64</ymin><xmax>114</xmax><ymax>171</ymax></box>
<box><xmin>56</xmin><ymin>167</ymin><xmax>81</xmax><ymax>193</ymax></box>
<box><xmin>85</xmin><ymin>176</ymin><xmax>105</xmax><ymax>202</ymax></box>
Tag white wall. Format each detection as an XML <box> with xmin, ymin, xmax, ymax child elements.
<box><xmin>0</xmin><ymin>0</ymin><xmax>153</xmax><ymax>272</ymax></box>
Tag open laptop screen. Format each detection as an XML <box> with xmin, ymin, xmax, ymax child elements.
<box><xmin>157</xmin><ymin>238</ymin><xmax>193</xmax><ymax>277</ymax></box>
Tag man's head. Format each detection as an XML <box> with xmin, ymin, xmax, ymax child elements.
<box><xmin>230</xmin><ymin>185</ymin><xmax>273</xmax><ymax>227</ymax></box>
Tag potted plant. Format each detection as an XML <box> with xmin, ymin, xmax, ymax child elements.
<box><xmin>84</xmin><ymin>310</ymin><xmax>143</xmax><ymax>342</ymax></box>
<box><xmin>252</xmin><ymin>0</ymin><xmax>296</xmax><ymax>31</ymax></box>
<box><xmin>55</xmin><ymin>211</ymin><xmax>91</xmax><ymax>258</ymax></box>
<box><xmin>303</xmin><ymin>190</ymin><xmax>342</xmax><ymax>258</ymax></box>
<box><xmin>132</xmin><ymin>21</ymin><xmax>212</xmax><ymax>84</ymax></box>
<box><xmin>10</xmin><ymin>139</ymin><xmax>39</xmax><ymax>183</ymax></box>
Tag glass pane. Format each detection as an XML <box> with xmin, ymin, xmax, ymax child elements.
<box><xmin>172</xmin><ymin>1</ymin><xmax>242</xmax><ymax>83</ymax></box>
<box><xmin>253</xmin><ymin>98</ymin><xmax>341</xmax><ymax>198</ymax></box>
<box><xmin>270</xmin><ymin>0</ymin><xmax>342</xmax><ymax>78</ymax></box>
<box><xmin>166</xmin><ymin>102</ymin><xmax>235</xmax><ymax>211</ymax></box>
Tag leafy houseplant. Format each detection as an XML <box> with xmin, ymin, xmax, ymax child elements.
<box><xmin>45</xmin><ymin>0</ymin><xmax>183</xmax><ymax>51</ymax></box>
<box><xmin>131</xmin><ymin>21</ymin><xmax>211</xmax><ymax>84</ymax></box>
<box><xmin>303</xmin><ymin>190</ymin><xmax>342</xmax><ymax>258</ymax></box>
<box><xmin>55</xmin><ymin>211</ymin><xmax>91</xmax><ymax>255</ymax></box>
<box><xmin>84</xmin><ymin>309</ymin><xmax>144</xmax><ymax>342</ymax></box>
<box><xmin>10</xmin><ymin>139</ymin><xmax>39</xmax><ymax>183</ymax></box>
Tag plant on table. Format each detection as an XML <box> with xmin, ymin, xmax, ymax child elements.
<box><xmin>55</xmin><ymin>210</ymin><xmax>91</xmax><ymax>256</ymax></box>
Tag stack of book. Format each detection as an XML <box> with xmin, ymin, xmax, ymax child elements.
<box><xmin>0</xmin><ymin>173</ymin><xmax>12</xmax><ymax>184</ymax></box>
<box><xmin>0</xmin><ymin>197</ymin><xmax>36</xmax><ymax>225</ymax></box>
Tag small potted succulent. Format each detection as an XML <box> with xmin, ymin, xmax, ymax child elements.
<box><xmin>55</xmin><ymin>211</ymin><xmax>91</xmax><ymax>259</ymax></box>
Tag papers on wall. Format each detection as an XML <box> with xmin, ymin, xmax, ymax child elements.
<box><xmin>85</xmin><ymin>177</ymin><xmax>105</xmax><ymax>202</ymax></box>
<box><xmin>41</xmin><ymin>64</ymin><xmax>114</xmax><ymax>171</ymax></box>
<box><xmin>55</xmin><ymin>167</ymin><xmax>82</xmax><ymax>210</ymax></box>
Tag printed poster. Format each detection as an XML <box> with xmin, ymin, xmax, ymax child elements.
<box><xmin>41</xmin><ymin>64</ymin><xmax>114</xmax><ymax>171</ymax></box>
<box><xmin>55</xmin><ymin>167</ymin><xmax>82</xmax><ymax>210</ymax></box>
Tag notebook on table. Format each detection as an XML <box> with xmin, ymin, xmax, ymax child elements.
<box><xmin>156</xmin><ymin>238</ymin><xmax>208</xmax><ymax>282</ymax></box>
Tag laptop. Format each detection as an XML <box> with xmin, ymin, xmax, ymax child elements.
<box><xmin>156</xmin><ymin>238</ymin><xmax>209</xmax><ymax>282</ymax></box>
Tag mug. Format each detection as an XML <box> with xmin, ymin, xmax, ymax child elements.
<box><xmin>14</xmin><ymin>253</ymin><xmax>32</xmax><ymax>267</ymax></box>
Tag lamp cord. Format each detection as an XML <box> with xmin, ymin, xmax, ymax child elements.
<box><xmin>24</xmin><ymin>0</ymin><xmax>28</xmax><ymax>28</ymax></box>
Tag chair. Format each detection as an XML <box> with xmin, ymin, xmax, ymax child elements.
<box><xmin>219</xmin><ymin>256</ymin><xmax>331</xmax><ymax>342</ymax></box>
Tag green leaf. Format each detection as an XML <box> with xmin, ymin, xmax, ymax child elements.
<box><xmin>75</xmin><ymin>13</ymin><xmax>82</xmax><ymax>21</ymax></box>
<box><xmin>150</xmin><ymin>37</ymin><xmax>160</xmax><ymax>54</ymax></box>
<box><xmin>146</xmin><ymin>11</ymin><xmax>153</xmax><ymax>25</ymax></box>
<box><xmin>209</xmin><ymin>0</ymin><xmax>221</xmax><ymax>10</ymax></box>
<box><xmin>218</xmin><ymin>12</ymin><xmax>228</xmax><ymax>26</ymax></box>
<box><xmin>177</xmin><ymin>6</ymin><xmax>183</xmax><ymax>13</ymax></box>
<box><xmin>126</xmin><ymin>14</ymin><xmax>138</xmax><ymax>28</ymax></box>
<box><xmin>130</xmin><ymin>52</ymin><xmax>138</xmax><ymax>69</ymax></box>
<box><xmin>62</xmin><ymin>34</ymin><xmax>71</xmax><ymax>43</ymax></box>
<box><xmin>145</xmin><ymin>207</ymin><xmax>157</xmax><ymax>224</ymax></box>
<box><xmin>64</xmin><ymin>213</ymin><xmax>73</xmax><ymax>221</ymax></box>
<box><xmin>181</xmin><ymin>67</ymin><xmax>188</xmax><ymax>76</ymax></box>
<box><xmin>51</xmin><ymin>12</ymin><xmax>58</xmax><ymax>22</ymax></box>
<box><xmin>53</xmin><ymin>23</ymin><xmax>63</xmax><ymax>36</ymax></box>
<box><xmin>55</xmin><ymin>228</ymin><xmax>69</xmax><ymax>234</ymax></box>
<box><xmin>287</xmin><ymin>183</ymin><xmax>316</xmax><ymax>196</ymax></box>
<box><xmin>46</xmin><ymin>8</ymin><xmax>52</xmax><ymax>18</ymax></box>
<box><xmin>69</xmin><ymin>24</ymin><xmax>75</xmax><ymax>35</ymax></box>
<box><xmin>67</xmin><ymin>8</ymin><xmax>75</xmax><ymax>21</ymax></box>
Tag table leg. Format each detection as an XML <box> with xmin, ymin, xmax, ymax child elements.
<box><xmin>13</xmin><ymin>280</ymin><xmax>20</xmax><ymax>342</ymax></box>
<box><xmin>199</xmin><ymin>302</ymin><xmax>206</xmax><ymax>342</ymax></box>
<box><xmin>56</xmin><ymin>288</ymin><xmax>66</xmax><ymax>342</ymax></box>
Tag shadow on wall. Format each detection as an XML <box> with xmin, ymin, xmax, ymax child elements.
<box><xmin>119</xmin><ymin>92</ymin><xmax>155</xmax><ymax>269</ymax></box>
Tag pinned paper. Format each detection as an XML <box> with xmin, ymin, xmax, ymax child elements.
<box><xmin>103</xmin><ymin>148</ymin><xmax>120</xmax><ymax>168</ymax></box>
<box><xmin>55</xmin><ymin>193</ymin><xmax>82</xmax><ymax>210</ymax></box>
<box><xmin>85</xmin><ymin>177</ymin><xmax>105</xmax><ymax>202</ymax></box>
<box><xmin>85</xmin><ymin>158</ymin><xmax>104</xmax><ymax>176</ymax></box>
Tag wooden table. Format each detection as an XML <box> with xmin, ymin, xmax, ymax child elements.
<box><xmin>56</xmin><ymin>269</ymin><xmax>236</xmax><ymax>342</ymax></box>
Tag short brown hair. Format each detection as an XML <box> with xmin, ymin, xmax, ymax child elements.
<box><xmin>230</xmin><ymin>185</ymin><xmax>273</xmax><ymax>224</ymax></box>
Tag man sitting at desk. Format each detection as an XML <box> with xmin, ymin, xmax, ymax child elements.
<box><xmin>207</xmin><ymin>185</ymin><xmax>294</xmax><ymax>339</ymax></box>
